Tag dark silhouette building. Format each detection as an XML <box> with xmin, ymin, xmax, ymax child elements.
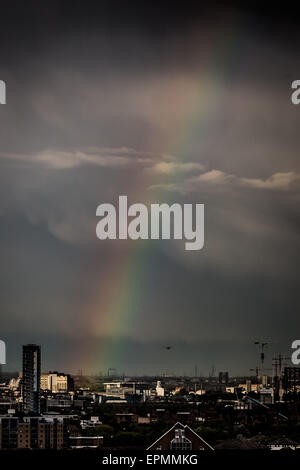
<box><xmin>219</xmin><ymin>371</ymin><xmax>229</xmax><ymax>384</ymax></box>
<box><xmin>22</xmin><ymin>344</ymin><xmax>41</xmax><ymax>414</ymax></box>
<box><xmin>283</xmin><ymin>367</ymin><xmax>300</xmax><ymax>394</ymax></box>
<box><xmin>147</xmin><ymin>422</ymin><xmax>214</xmax><ymax>451</ymax></box>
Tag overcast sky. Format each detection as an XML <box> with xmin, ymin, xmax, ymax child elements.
<box><xmin>0</xmin><ymin>2</ymin><xmax>299</xmax><ymax>375</ymax></box>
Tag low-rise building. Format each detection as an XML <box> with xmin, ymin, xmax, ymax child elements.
<box><xmin>69</xmin><ymin>436</ymin><xmax>103</xmax><ymax>448</ymax></box>
<box><xmin>147</xmin><ymin>422</ymin><xmax>214</xmax><ymax>451</ymax></box>
<box><xmin>80</xmin><ymin>416</ymin><xmax>102</xmax><ymax>429</ymax></box>
<box><xmin>103</xmin><ymin>382</ymin><xmax>150</xmax><ymax>399</ymax></box>
<box><xmin>269</xmin><ymin>437</ymin><xmax>300</xmax><ymax>451</ymax></box>
<box><xmin>116</xmin><ymin>413</ymin><xmax>138</xmax><ymax>425</ymax></box>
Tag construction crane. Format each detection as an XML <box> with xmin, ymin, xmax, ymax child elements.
<box><xmin>250</xmin><ymin>366</ymin><xmax>272</xmax><ymax>387</ymax></box>
<box><xmin>272</xmin><ymin>354</ymin><xmax>289</xmax><ymax>379</ymax></box>
<box><xmin>249</xmin><ymin>366</ymin><xmax>260</xmax><ymax>382</ymax></box>
<box><xmin>272</xmin><ymin>353</ymin><xmax>289</xmax><ymax>401</ymax></box>
<box><xmin>254</xmin><ymin>341</ymin><xmax>274</xmax><ymax>387</ymax></box>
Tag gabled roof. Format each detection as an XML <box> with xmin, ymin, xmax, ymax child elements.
<box><xmin>147</xmin><ymin>421</ymin><xmax>214</xmax><ymax>450</ymax></box>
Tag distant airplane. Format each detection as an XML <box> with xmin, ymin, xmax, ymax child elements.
<box><xmin>165</xmin><ymin>346</ymin><xmax>171</xmax><ymax>350</ymax></box>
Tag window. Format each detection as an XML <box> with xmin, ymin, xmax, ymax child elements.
<box><xmin>170</xmin><ymin>429</ymin><xmax>192</xmax><ymax>451</ymax></box>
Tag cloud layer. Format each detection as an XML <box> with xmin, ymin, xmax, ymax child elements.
<box><xmin>0</xmin><ymin>3</ymin><xmax>299</xmax><ymax>374</ymax></box>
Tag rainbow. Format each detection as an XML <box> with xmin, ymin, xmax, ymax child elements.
<box><xmin>72</xmin><ymin>24</ymin><xmax>240</xmax><ymax>375</ymax></box>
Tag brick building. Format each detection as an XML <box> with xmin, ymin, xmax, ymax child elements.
<box><xmin>0</xmin><ymin>416</ymin><xmax>67</xmax><ymax>449</ymax></box>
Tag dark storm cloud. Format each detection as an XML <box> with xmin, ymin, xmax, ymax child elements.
<box><xmin>0</xmin><ymin>1</ymin><xmax>299</xmax><ymax>374</ymax></box>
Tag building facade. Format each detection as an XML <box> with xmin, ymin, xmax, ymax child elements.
<box><xmin>41</xmin><ymin>371</ymin><xmax>74</xmax><ymax>393</ymax></box>
<box><xmin>0</xmin><ymin>416</ymin><xmax>66</xmax><ymax>449</ymax></box>
<box><xmin>22</xmin><ymin>344</ymin><xmax>41</xmax><ymax>414</ymax></box>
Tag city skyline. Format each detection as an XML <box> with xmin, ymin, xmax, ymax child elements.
<box><xmin>1</xmin><ymin>340</ymin><xmax>294</xmax><ymax>378</ymax></box>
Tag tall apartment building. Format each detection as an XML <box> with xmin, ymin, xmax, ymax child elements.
<box><xmin>218</xmin><ymin>371</ymin><xmax>229</xmax><ymax>385</ymax></box>
<box><xmin>283</xmin><ymin>367</ymin><xmax>300</xmax><ymax>394</ymax></box>
<box><xmin>22</xmin><ymin>344</ymin><xmax>41</xmax><ymax>414</ymax></box>
<box><xmin>0</xmin><ymin>416</ymin><xmax>66</xmax><ymax>449</ymax></box>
